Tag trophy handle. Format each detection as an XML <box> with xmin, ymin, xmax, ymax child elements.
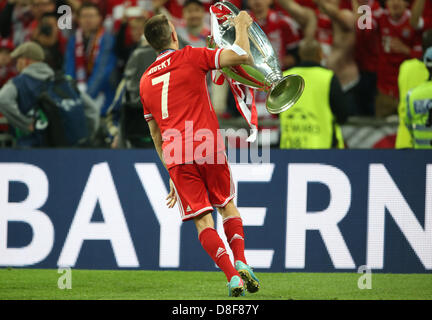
<box><xmin>265</xmin><ymin>74</ymin><xmax>305</xmax><ymax>115</ymax></box>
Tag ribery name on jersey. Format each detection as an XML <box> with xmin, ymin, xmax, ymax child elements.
<box><xmin>148</xmin><ymin>58</ymin><xmax>172</xmax><ymax>75</ymax></box>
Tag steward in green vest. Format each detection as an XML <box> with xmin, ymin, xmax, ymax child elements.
<box><xmin>405</xmin><ymin>46</ymin><xmax>432</xmax><ymax>149</ymax></box>
<box><xmin>280</xmin><ymin>39</ymin><xmax>347</xmax><ymax>149</ymax></box>
<box><xmin>396</xmin><ymin>30</ymin><xmax>432</xmax><ymax>148</ymax></box>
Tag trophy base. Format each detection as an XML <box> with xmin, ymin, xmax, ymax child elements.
<box><xmin>265</xmin><ymin>74</ymin><xmax>305</xmax><ymax>115</ymax></box>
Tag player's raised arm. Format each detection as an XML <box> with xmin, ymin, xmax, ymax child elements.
<box><xmin>219</xmin><ymin>11</ymin><xmax>254</xmax><ymax>68</ymax></box>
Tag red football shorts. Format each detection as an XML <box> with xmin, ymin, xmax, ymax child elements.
<box><xmin>168</xmin><ymin>153</ymin><xmax>236</xmax><ymax>222</ymax></box>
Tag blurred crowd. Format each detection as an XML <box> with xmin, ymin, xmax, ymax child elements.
<box><xmin>0</xmin><ymin>0</ymin><xmax>430</xmax><ymax>149</ymax></box>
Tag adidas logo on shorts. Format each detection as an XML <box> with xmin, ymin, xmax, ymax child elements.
<box><xmin>186</xmin><ymin>205</ymin><xmax>192</xmax><ymax>212</ymax></box>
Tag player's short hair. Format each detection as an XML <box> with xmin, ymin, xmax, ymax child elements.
<box><xmin>144</xmin><ymin>14</ymin><xmax>172</xmax><ymax>53</ymax></box>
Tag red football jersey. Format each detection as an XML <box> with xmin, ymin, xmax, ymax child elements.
<box><xmin>373</xmin><ymin>9</ymin><xmax>423</xmax><ymax>97</ymax></box>
<box><xmin>140</xmin><ymin>46</ymin><xmax>225</xmax><ymax>169</ymax></box>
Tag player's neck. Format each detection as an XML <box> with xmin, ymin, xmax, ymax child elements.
<box><xmin>158</xmin><ymin>47</ymin><xmax>177</xmax><ymax>55</ymax></box>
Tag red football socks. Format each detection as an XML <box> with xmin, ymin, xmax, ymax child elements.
<box><xmin>223</xmin><ymin>216</ymin><xmax>247</xmax><ymax>265</ymax></box>
<box><xmin>198</xmin><ymin>227</ymin><xmax>239</xmax><ymax>281</ymax></box>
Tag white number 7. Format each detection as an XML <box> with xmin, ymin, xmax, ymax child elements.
<box><xmin>152</xmin><ymin>72</ymin><xmax>171</xmax><ymax>119</ymax></box>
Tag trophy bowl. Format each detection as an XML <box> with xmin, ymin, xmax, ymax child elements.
<box><xmin>209</xmin><ymin>1</ymin><xmax>304</xmax><ymax>114</ymax></box>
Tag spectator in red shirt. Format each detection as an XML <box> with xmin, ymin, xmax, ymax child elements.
<box><xmin>277</xmin><ymin>0</ymin><xmax>349</xmax><ymax>63</ymax></box>
<box><xmin>248</xmin><ymin>0</ymin><xmax>301</xmax><ymax>69</ymax></box>
<box><xmin>153</xmin><ymin>0</ymin><xmax>243</xmax><ymax>28</ymax></box>
<box><xmin>176</xmin><ymin>0</ymin><xmax>210</xmax><ymax>48</ymax></box>
<box><xmin>352</xmin><ymin>0</ymin><xmax>383</xmax><ymax>116</ymax></box>
<box><xmin>276</xmin><ymin>0</ymin><xmax>317</xmax><ymax>40</ymax></box>
<box><xmin>372</xmin><ymin>0</ymin><xmax>423</xmax><ymax>117</ymax></box>
<box><xmin>101</xmin><ymin>0</ymin><xmax>153</xmax><ymax>34</ymax></box>
<box><xmin>158</xmin><ymin>0</ymin><xmax>213</xmax><ymax>21</ymax></box>
<box><xmin>291</xmin><ymin>0</ymin><xmax>334</xmax><ymax>60</ymax></box>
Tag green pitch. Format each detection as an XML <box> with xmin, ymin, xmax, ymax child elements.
<box><xmin>0</xmin><ymin>268</ymin><xmax>431</xmax><ymax>300</ymax></box>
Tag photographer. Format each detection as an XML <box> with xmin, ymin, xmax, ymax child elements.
<box><xmin>107</xmin><ymin>34</ymin><xmax>157</xmax><ymax>149</ymax></box>
<box><xmin>0</xmin><ymin>41</ymin><xmax>99</xmax><ymax>147</ymax></box>
<box><xmin>32</xmin><ymin>11</ymin><xmax>66</xmax><ymax>71</ymax></box>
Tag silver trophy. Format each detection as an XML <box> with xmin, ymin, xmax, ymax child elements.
<box><xmin>208</xmin><ymin>1</ymin><xmax>304</xmax><ymax>114</ymax></box>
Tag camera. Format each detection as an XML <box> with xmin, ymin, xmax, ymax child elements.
<box><xmin>39</xmin><ymin>23</ymin><xmax>53</xmax><ymax>36</ymax></box>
